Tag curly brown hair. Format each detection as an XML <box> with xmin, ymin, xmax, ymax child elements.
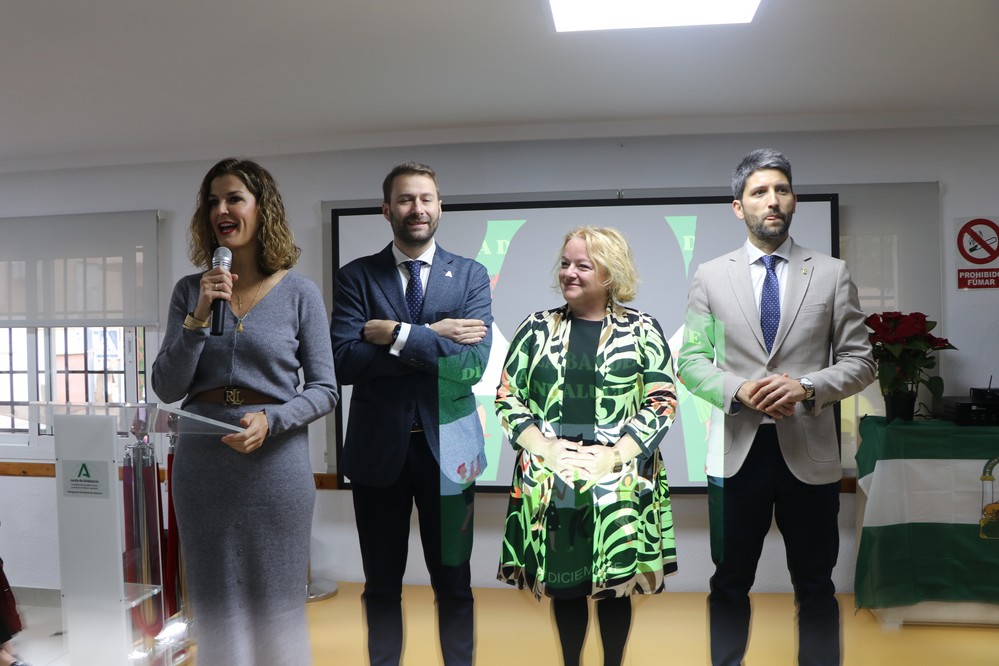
<box><xmin>189</xmin><ymin>158</ymin><xmax>301</xmax><ymax>274</ymax></box>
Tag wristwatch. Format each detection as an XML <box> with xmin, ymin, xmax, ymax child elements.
<box><xmin>799</xmin><ymin>377</ymin><xmax>815</xmax><ymax>401</ymax></box>
<box><xmin>390</xmin><ymin>322</ymin><xmax>402</xmax><ymax>343</ymax></box>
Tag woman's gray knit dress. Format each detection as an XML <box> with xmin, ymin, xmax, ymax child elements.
<box><xmin>151</xmin><ymin>271</ymin><xmax>337</xmax><ymax>666</ymax></box>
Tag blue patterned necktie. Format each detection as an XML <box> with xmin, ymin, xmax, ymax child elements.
<box><xmin>404</xmin><ymin>260</ymin><xmax>424</xmax><ymax>323</ymax></box>
<box><xmin>760</xmin><ymin>255</ymin><xmax>780</xmax><ymax>353</ymax></box>
<box><xmin>404</xmin><ymin>260</ymin><xmax>425</xmax><ymax>429</ymax></box>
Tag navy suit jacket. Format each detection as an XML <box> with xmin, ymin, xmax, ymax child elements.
<box><xmin>331</xmin><ymin>242</ymin><xmax>493</xmax><ymax>488</ymax></box>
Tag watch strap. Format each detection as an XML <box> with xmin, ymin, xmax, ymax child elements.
<box><xmin>611</xmin><ymin>448</ymin><xmax>623</xmax><ymax>473</ymax></box>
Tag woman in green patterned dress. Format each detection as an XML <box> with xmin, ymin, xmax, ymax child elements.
<box><xmin>495</xmin><ymin>226</ymin><xmax>679</xmax><ymax>666</ymax></box>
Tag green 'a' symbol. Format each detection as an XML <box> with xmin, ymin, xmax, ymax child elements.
<box><xmin>77</xmin><ymin>463</ymin><xmax>92</xmax><ymax>479</ymax></box>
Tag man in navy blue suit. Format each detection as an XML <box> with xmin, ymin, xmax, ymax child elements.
<box><xmin>330</xmin><ymin>162</ymin><xmax>492</xmax><ymax>665</ymax></box>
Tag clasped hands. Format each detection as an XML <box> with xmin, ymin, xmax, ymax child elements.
<box><xmin>736</xmin><ymin>372</ymin><xmax>809</xmax><ymax>419</ymax></box>
<box><xmin>363</xmin><ymin>318</ymin><xmax>487</xmax><ymax>345</ymax></box>
<box><xmin>540</xmin><ymin>437</ymin><xmax>618</xmax><ymax>492</ymax></box>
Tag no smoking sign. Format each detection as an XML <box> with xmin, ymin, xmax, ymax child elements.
<box><xmin>956</xmin><ymin>218</ymin><xmax>999</xmax><ymax>289</ymax></box>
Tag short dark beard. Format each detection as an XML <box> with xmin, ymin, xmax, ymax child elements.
<box><xmin>390</xmin><ymin>212</ymin><xmax>438</xmax><ymax>248</ymax></box>
<box><xmin>746</xmin><ymin>210</ymin><xmax>792</xmax><ymax>242</ymax></box>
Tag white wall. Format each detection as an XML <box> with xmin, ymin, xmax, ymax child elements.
<box><xmin>1</xmin><ymin>126</ymin><xmax>997</xmax><ymax>593</ymax></box>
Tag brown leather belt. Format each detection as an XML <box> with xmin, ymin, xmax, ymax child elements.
<box><xmin>191</xmin><ymin>386</ymin><xmax>277</xmax><ymax>406</ymax></box>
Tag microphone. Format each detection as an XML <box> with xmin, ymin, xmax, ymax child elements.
<box><xmin>210</xmin><ymin>246</ymin><xmax>232</xmax><ymax>336</ymax></box>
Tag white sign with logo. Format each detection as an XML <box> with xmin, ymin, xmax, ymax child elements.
<box><xmin>60</xmin><ymin>459</ymin><xmax>110</xmax><ymax>499</ymax></box>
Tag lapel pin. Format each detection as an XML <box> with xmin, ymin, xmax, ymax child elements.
<box><xmin>445</xmin><ymin>270</ymin><xmax>453</xmax><ymax>278</ymax></box>
<box><xmin>802</xmin><ymin>268</ymin><xmax>809</xmax><ymax>275</ymax></box>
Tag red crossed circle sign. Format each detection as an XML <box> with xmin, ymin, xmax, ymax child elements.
<box><xmin>957</xmin><ymin>218</ymin><xmax>999</xmax><ymax>265</ymax></box>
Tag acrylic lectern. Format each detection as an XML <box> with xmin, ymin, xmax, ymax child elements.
<box><xmin>10</xmin><ymin>402</ymin><xmax>239</xmax><ymax>666</ymax></box>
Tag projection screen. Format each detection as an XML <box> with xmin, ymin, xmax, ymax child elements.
<box><xmin>331</xmin><ymin>194</ymin><xmax>837</xmax><ymax>490</ymax></box>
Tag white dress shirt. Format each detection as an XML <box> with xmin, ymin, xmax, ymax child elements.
<box><xmin>389</xmin><ymin>241</ymin><xmax>436</xmax><ymax>355</ymax></box>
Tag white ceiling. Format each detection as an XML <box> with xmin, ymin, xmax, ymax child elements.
<box><xmin>2</xmin><ymin>0</ymin><xmax>998</xmax><ymax>174</ymax></box>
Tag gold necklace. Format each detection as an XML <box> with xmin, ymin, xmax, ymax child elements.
<box><xmin>233</xmin><ymin>279</ymin><xmax>265</xmax><ymax>333</ymax></box>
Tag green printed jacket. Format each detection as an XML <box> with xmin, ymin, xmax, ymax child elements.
<box><xmin>495</xmin><ymin>302</ymin><xmax>677</xmax><ymax>454</ymax></box>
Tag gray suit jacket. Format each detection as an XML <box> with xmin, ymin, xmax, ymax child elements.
<box><xmin>330</xmin><ymin>242</ymin><xmax>492</xmax><ymax>488</ymax></box>
<box><xmin>677</xmin><ymin>240</ymin><xmax>875</xmax><ymax>484</ymax></box>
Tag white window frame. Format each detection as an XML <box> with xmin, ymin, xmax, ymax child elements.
<box><xmin>0</xmin><ymin>326</ymin><xmax>149</xmax><ymax>460</ymax></box>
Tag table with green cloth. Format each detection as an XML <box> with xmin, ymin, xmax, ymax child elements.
<box><xmin>855</xmin><ymin>416</ymin><xmax>999</xmax><ymax>610</ymax></box>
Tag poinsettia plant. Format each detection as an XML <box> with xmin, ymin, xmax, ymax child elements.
<box><xmin>864</xmin><ymin>311</ymin><xmax>957</xmax><ymax>398</ymax></box>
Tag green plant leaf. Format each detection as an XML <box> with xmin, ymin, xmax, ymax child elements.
<box><xmin>926</xmin><ymin>375</ymin><xmax>945</xmax><ymax>399</ymax></box>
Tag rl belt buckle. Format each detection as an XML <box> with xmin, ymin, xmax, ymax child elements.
<box><xmin>223</xmin><ymin>387</ymin><xmax>244</xmax><ymax>406</ymax></box>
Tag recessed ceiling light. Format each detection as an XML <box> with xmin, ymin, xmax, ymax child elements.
<box><xmin>549</xmin><ymin>0</ymin><xmax>762</xmax><ymax>32</ymax></box>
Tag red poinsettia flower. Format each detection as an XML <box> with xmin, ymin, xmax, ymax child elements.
<box><xmin>863</xmin><ymin>311</ymin><xmax>957</xmax><ymax>398</ymax></box>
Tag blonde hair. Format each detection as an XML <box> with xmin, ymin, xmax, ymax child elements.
<box><xmin>557</xmin><ymin>226</ymin><xmax>639</xmax><ymax>303</ymax></box>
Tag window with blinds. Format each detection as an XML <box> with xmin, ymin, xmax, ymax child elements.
<box><xmin>0</xmin><ymin>210</ymin><xmax>158</xmax><ymax>457</ymax></box>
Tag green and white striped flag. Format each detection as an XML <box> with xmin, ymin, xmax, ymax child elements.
<box><xmin>855</xmin><ymin>417</ymin><xmax>999</xmax><ymax>609</ymax></box>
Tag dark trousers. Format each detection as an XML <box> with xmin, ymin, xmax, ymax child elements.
<box><xmin>352</xmin><ymin>430</ymin><xmax>475</xmax><ymax>666</ymax></box>
<box><xmin>707</xmin><ymin>425</ymin><xmax>841</xmax><ymax>666</ymax></box>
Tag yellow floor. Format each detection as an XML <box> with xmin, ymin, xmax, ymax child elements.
<box><xmin>305</xmin><ymin>582</ymin><xmax>999</xmax><ymax>665</ymax></box>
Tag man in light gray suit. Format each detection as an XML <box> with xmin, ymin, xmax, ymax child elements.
<box><xmin>677</xmin><ymin>149</ymin><xmax>875</xmax><ymax>666</ymax></box>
